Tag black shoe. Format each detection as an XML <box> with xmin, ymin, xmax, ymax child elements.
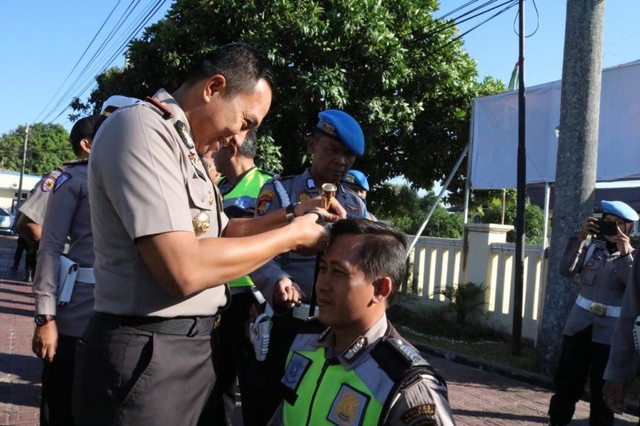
<box><xmin>24</xmin><ymin>271</ymin><xmax>33</xmax><ymax>282</ymax></box>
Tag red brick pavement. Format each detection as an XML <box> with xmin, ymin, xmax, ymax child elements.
<box><xmin>0</xmin><ymin>234</ymin><xmax>637</xmax><ymax>425</ymax></box>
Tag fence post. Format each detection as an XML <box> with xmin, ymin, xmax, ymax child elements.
<box><xmin>463</xmin><ymin>224</ymin><xmax>513</xmax><ymax>287</ymax></box>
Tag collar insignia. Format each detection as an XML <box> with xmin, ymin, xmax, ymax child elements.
<box><xmin>342</xmin><ymin>336</ymin><xmax>367</xmax><ymax>362</ymax></box>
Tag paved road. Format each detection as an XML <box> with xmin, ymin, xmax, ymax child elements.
<box><xmin>0</xmin><ymin>235</ymin><xmax>637</xmax><ymax>425</ymax></box>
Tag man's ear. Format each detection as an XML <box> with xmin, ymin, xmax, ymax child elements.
<box><xmin>79</xmin><ymin>138</ymin><xmax>92</xmax><ymax>156</ymax></box>
<box><xmin>372</xmin><ymin>277</ymin><xmax>392</xmax><ymax>303</ymax></box>
<box><xmin>306</xmin><ymin>136</ymin><xmax>316</xmax><ymax>155</ymax></box>
<box><xmin>204</xmin><ymin>75</ymin><xmax>227</xmax><ymax>101</ymax></box>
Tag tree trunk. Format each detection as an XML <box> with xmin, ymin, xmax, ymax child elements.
<box><xmin>536</xmin><ymin>0</ymin><xmax>606</xmax><ymax>376</ymax></box>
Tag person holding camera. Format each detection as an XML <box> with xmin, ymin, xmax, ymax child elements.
<box><xmin>548</xmin><ymin>200</ymin><xmax>638</xmax><ymax>426</ymax></box>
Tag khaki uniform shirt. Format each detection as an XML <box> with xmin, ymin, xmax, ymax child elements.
<box><xmin>33</xmin><ymin>161</ymin><xmax>94</xmax><ymax>337</ymax></box>
<box><xmin>89</xmin><ymin>88</ymin><xmax>228</xmax><ymax>317</ymax></box>
<box><xmin>19</xmin><ymin>168</ymin><xmax>64</xmax><ymax>225</ymax></box>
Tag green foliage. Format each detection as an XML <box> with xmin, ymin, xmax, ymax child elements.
<box><xmin>369</xmin><ymin>183</ymin><xmax>463</xmax><ymax>238</ymax></box>
<box><xmin>254</xmin><ymin>134</ymin><xmax>283</xmax><ymax>174</ymax></box>
<box><xmin>0</xmin><ymin>124</ymin><xmax>74</xmax><ymax>175</ymax></box>
<box><xmin>83</xmin><ymin>0</ymin><xmax>504</xmax><ymax>194</ymax></box>
<box><xmin>438</xmin><ymin>282</ymin><xmax>487</xmax><ymax>324</ymax></box>
<box><xmin>476</xmin><ymin>190</ymin><xmax>546</xmax><ymax>244</ymax></box>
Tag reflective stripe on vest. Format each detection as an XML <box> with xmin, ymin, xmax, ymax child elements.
<box><xmin>282</xmin><ymin>334</ymin><xmax>391</xmax><ymax>425</ymax></box>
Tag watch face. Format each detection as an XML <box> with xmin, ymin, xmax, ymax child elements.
<box><xmin>35</xmin><ymin>315</ymin><xmax>52</xmax><ymax>326</ymax></box>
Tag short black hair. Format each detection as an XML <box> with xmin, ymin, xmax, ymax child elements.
<box><xmin>328</xmin><ymin>219</ymin><xmax>408</xmax><ymax>292</ymax></box>
<box><xmin>184</xmin><ymin>43</ymin><xmax>275</xmax><ymax>97</ymax></box>
<box><xmin>70</xmin><ymin>115</ymin><xmax>100</xmax><ymax>156</ymax></box>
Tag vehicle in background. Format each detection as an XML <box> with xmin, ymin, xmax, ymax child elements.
<box><xmin>0</xmin><ymin>207</ymin><xmax>15</xmax><ymax>234</ymax></box>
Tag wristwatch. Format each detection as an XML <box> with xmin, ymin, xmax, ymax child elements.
<box><xmin>34</xmin><ymin>314</ymin><xmax>55</xmax><ymax>326</ymax></box>
<box><xmin>285</xmin><ymin>203</ymin><xmax>299</xmax><ymax>222</ymax></box>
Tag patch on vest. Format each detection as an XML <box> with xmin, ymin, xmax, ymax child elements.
<box><xmin>401</xmin><ymin>403</ymin><xmax>436</xmax><ymax>425</ymax></box>
<box><xmin>53</xmin><ymin>172</ymin><xmax>71</xmax><ymax>192</ymax></box>
<box><xmin>299</xmin><ymin>192</ymin><xmax>311</xmax><ymax>202</ymax></box>
<box><xmin>282</xmin><ymin>352</ymin><xmax>311</xmax><ymax>392</ymax></box>
<box><xmin>327</xmin><ymin>384</ymin><xmax>369</xmax><ymax>426</ymax></box>
<box><xmin>256</xmin><ymin>190</ymin><xmax>275</xmax><ymax>216</ymax></box>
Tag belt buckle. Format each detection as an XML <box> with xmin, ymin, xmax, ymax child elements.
<box><xmin>590</xmin><ymin>302</ymin><xmax>606</xmax><ymax>316</ymax></box>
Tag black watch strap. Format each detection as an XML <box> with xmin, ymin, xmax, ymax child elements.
<box><xmin>285</xmin><ymin>203</ymin><xmax>298</xmax><ymax>222</ymax></box>
<box><xmin>34</xmin><ymin>314</ymin><xmax>55</xmax><ymax>326</ymax></box>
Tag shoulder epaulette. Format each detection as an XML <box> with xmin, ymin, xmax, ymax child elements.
<box><xmin>145</xmin><ymin>96</ymin><xmax>173</xmax><ymax>120</ymax></box>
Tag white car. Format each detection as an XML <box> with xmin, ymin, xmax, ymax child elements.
<box><xmin>0</xmin><ymin>208</ymin><xmax>14</xmax><ymax>234</ymax></box>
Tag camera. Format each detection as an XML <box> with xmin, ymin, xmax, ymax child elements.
<box><xmin>597</xmin><ymin>219</ymin><xmax>618</xmax><ymax>237</ymax></box>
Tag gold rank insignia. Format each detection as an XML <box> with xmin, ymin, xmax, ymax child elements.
<box><xmin>192</xmin><ymin>210</ymin><xmax>211</xmax><ymax>236</ymax></box>
<box><xmin>208</xmin><ymin>191</ymin><xmax>214</xmax><ymax>205</ymax></box>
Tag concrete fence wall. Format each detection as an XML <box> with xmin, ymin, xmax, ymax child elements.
<box><xmin>405</xmin><ymin>223</ymin><xmax>548</xmax><ymax>345</ymax></box>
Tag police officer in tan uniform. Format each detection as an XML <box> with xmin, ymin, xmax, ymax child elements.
<box><xmin>72</xmin><ymin>43</ymin><xmax>336</xmax><ymax>426</ymax></box>
<box><xmin>31</xmin><ymin>115</ymin><xmax>99</xmax><ymax>426</ymax></box>
<box><xmin>269</xmin><ymin>219</ymin><xmax>454</xmax><ymax>426</ymax></box>
<box><xmin>244</xmin><ymin>110</ymin><xmax>370</xmax><ymax>424</ymax></box>
<box><xmin>548</xmin><ymin>200</ymin><xmax>637</xmax><ymax>426</ymax></box>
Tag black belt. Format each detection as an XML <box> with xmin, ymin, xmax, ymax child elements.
<box><xmin>97</xmin><ymin>312</ymin><xmax>219</xmax><ymax>336</ymax></box>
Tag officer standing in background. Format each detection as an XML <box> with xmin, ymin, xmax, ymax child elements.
<box><xmin>199</xmin><ymin>129</ymin><xmax>273</xmax><ymax>424</ymax></box>
<box><xmin>17</xmin><ymin>169</ymin><xmax>67</xmax><ymax>282</ymax></box>
<box><xmin>548</xmin><ymin>200</ymin><xmax>638</xmax><ymax>426</ymax></box>
<box><xmin>31</xmin><ymin>114</ymin><xmax>100</xmax><ymax>426</ymax></box>
<box><xmin>269</xmin><ymin>219</ymin><xmax>455</xmax><ymax>425</ymax></box>
<box><xmin>341</xmin><ymin>169</ymin><xmax>377</xmax><ymax>220</ymax></box>
<box><xmin>244</xmin><ymin>109</ymin><xmax>369</xmax><ymax>424</ymax></box>
<box><xmin>73</xmin><ymin>43</ymin><xmax>337</xmax><ymax>426</ymax></box>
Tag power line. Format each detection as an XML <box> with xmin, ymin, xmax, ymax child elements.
<box><xmin>36</xmin><ymin>0</ymin><xmax>167</xmax><ymax>125</ymax></box>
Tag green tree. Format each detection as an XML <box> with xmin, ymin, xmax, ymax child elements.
<box><xmin>477</xmin><ymin>190</ymin><xmax>546</xmax><ymax>245</ymax></box>
<box><xmin>82</xmin><ymin>0</ymin><xmax>503</xmax><ymax>194</ymax></box>
<box><xmin>0</xmin><ymin>124</ymin><xmax>74</xmax><ymax>175</ymax></box>
<box><xmin>369</xmin><ymin>183</ymin><xmax>463</xmax><ymax>238</ymax></box>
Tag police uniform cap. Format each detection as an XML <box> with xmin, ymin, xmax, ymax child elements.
<box><xmin>601</xmin><ymin>200</ymin><xmax>639</xmax><ymax>222</ymax></box>
<box><xmin>100</xmin><ymin>95</ymin><xmax>139</xmax><ymax>116</ymax></box>
<box><xmin>316</xmin><ymin>109</ymin><xmax>365</xmax><ymax>156</ymax></box>
<box><xmin>342</xmin><ymin>169</ymin><xmax>370</xmax><ymax>191</ymax></box>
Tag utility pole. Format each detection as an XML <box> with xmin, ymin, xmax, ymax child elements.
<box><xmin>537</xmin><ymin>0</ymin><xmax>605</xmax><ymax>375</ymax></box>
<box><xmin>16</xmin><ymin>123</ymin><xmax>29</xmax><ymax>211</ymax></box>
<box><xmin>512</xmin><ymin>0</ymin><xmax>526</xmax><ymax>355</ymax></box>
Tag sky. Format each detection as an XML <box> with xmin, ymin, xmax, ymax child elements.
<box><xmin>1</xmin><ymin>1</ymin><xmax>639</xmax><ymax>138</ymax></box>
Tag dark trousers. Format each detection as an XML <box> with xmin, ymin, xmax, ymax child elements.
<box><xmin>241</xmin><ymin>313</ymin><xmax>304</xmax><ymax>426</ymax></box>
<box><xmin>198</xmin><ymin>292</ymin><xmax>256</xmax><ymax>426</ymax></box>
<box><xmin>73</xmin><ymin>313</ymin><xmax>217</xmax><ymax>426</ymax></box>
<box><xmin>12</xmin><ymin>236</ymin><xmax>27</xmax><ymax>268</ymax></box>
<box><xmin>548</xmin><ymin>326</ymin><xmax>613</xmax><ymax>426</ymax></box>
<box><xmin>40</xmin><ymin>334</ymin><xmax>78</xmax><ymax>426</ymax></box>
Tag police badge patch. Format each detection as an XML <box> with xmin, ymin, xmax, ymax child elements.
<box><xmin>328</xmin><ymin>384</ymin><xmax>370</xmax><ymax>426</ymax></box>
<box><xmin>282</xmin><ymin>352</ymin><xmax>312</xmax><ymax>392</ymax></box>
<box><xmin>256</xmin><ymin>190</ymin><xmax>276</xmax><ymax>216</ymax></box>
<box><xmin>41</xmin><ymin>175</ymin><xmax>57</xmax><ymax>192</ymax></box>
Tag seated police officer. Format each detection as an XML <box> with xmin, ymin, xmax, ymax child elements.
<box><xmin>548</xmin><ymin>200</ymin><xmax>638</xmax><ymax>426</ymax></box>
<box><xmin>269</xmin><ymin>218</ymin><xmax>454</xmax><ymax>425</ymax></box>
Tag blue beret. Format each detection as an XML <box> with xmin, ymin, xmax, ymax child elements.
<box><xmin>601</xmin><ymin>200</ymin><xmax>639</xmax><ymax>222</ymax></box>
<box><xmin>316</xmin><ymin>110</ymin><xmax>365</xmax><ymax>156</ymax></box>
<box><xmin>342</xmin><ymin>170</ymin><xmax>370</xmax><ymax>191</ymax></box>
